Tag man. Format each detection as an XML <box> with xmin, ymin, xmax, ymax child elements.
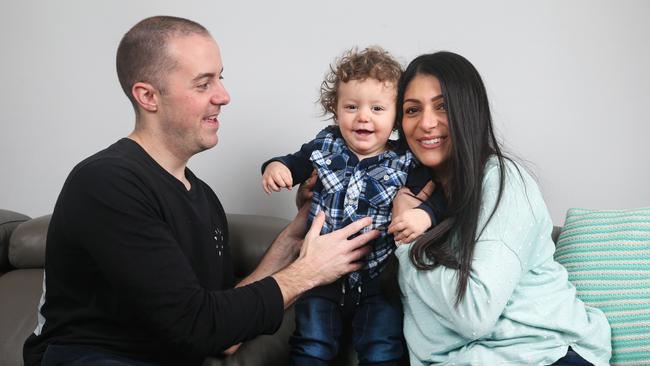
<box><xmin>23</xmin><ymin>16</ymin><xmax>376</xmax><ymax>366</ymax></box>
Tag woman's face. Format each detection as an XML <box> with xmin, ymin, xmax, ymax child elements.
<box><xmin>401</xmin><ymin>74</ymin><xmax>452</xmax><ymax>176</ymax></box>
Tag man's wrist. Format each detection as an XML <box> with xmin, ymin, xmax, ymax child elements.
<box><xmin>271</xmin><ymin>259</ymin><xmax>317</xmax><ymax>308</ymax></box>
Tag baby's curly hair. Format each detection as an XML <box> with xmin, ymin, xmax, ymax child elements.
<box><xmin>320</xmin><ymin>46</ymin><xmax>402</xmax><ymax>120</ymax></box>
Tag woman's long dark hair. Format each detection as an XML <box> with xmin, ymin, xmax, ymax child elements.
<box><xmin>396</xmin><ymin>52</ymin><xmax>508</xmax><ymax>305</ymax></box>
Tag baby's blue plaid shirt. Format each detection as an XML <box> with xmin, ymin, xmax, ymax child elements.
<box><xmin>262</xmin><ymin>126</ymin><xmax>432</xmax><ymax>287</ymax></box>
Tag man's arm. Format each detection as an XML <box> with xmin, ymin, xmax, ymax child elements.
<box><xmin>236</xmin><ymin>203</ymin><xmax>310</xmax><ymax>287</ymax></box>
<box><xmin>238</xmin><ymin>171</ymin><xmax>317</xmax><ymax>287</ymax></box>
<box><xmin>225</xmin><ymin>192</ymin><xmax>374</xmax><ymax>356</ymax></box>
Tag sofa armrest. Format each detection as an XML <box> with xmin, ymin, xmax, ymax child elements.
<box><xmin>0</xmin><ymin>209</ymin><xmax>31</xmax><ymax>273</ymax></box>
<box><xmin>204</xmin><ymin>214</ymin><xmax>295</xmax><ymax>366</ymax></box>
<box><xmin>9</xmin><ymin>215</ymin><xmax>50</xmax><ymax>269</ymax></box>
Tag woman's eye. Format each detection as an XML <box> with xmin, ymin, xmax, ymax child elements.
<box><xmin>404</xmin><ymin>106</ymin><xmax>419</xmax><ymax>115</ymax></box>
<box><xmin>434</xmin><ymin>102</ymin><xmax>447</xmax><ymax>112</ymax></box>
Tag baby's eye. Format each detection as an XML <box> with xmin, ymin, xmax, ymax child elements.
<box><xmin>371</xmin><ymin>105</ymin><xmax>385</xmax><ymax>112</ymax></box>
<box><xmin>344</xmin><ymin>104</ymin><xmax>358</xmax><ymax>111</ymax></box>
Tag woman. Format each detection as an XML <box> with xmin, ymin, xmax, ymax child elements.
<box><xmin>387</xmin><ymin>52</ymin><xmax>611</xmax><ymax>365</ymax></box>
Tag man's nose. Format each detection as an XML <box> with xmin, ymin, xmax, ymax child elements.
<box><xmin>211</xmin><ymin>83</ymin><xmax>230</xmax><ymax>105</ymax></box>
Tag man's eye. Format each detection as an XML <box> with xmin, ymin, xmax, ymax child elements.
<box><xmin>197</xmin><ymin>83</ymin><xmax>210</xmax><ymax>90</ymax></box>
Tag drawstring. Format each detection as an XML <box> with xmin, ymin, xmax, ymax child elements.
<box><xmin>356</xmin><ymin>284</ymin><xmax>362</xmax><ymax>306</ymax></box>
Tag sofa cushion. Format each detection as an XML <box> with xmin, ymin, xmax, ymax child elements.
<box><xmin>0</xmin><ymin>268</ymin><xmax>44</xmax><ymax>366</ymax></box>
<box><xmin>9</xmin><ymin>215</ymin><xmax>50</xmax><ymax>269</ymax></box>
<box><xmin>227</xmin><ymin>213</ymin><xmax>290</xmax><ymax>279</ymax></box>
<box><xmin>554</xmin><ymin>207</ymin><xmax>650</xmax><ymax>366</ymax></box>
<box><xmin>0</xmin><ymin>209</ymin><xmax>31</xmax><ymax>272</ymax></box>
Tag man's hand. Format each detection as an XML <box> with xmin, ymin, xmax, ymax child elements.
<box><xmin>272</xmin><ymin>213</ymin><xmax>377</xmax><ymax>307</ymax></box>
<box><xmin>295</xmin><ymin>170</ymin><xmax>316</xmax><ymax>209</ymax></box>
<box><xmin>262</xmin><ymin>161</ymin><xmax>294</xmax><ymax>194</ymax></box>
<box><xmin>297</xmin><ymin>212</ymin><xmax>376</xmax><ymax>285</ymax></box>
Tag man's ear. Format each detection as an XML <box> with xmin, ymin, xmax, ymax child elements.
<box><xmin>132</xmin><ymin>82</ymin><xmax>159</xmax><ymax>112</ymax></box>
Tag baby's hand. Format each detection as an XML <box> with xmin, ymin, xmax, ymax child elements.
<box><xmin>388</xmin><ymin>208</ymin><xmax>432</xmax><ymax>244</ymax></box>
<box><xmin>262</xmin><ymin>161</ymin><xmax>294</xmax><ymax>194</ymax></box>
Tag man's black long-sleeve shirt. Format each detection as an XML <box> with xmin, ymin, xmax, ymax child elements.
<box><xmin>23</xmin><ymin>138</ymin><xmax>283</xmax><ymax>365</ymax></box>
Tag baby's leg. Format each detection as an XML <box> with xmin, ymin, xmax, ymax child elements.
<box><xmin>351</xmin><ymin>275</ymin><xmax>405</xmax><ymax>366</ymax></box>
<box><xmin>289</xmin><ymin>283</ymin><xmax>343</xmax><ymax>366</ymax></box>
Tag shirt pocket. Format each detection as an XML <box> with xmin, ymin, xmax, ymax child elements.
<box><xmin>311</xmin><ymin>151</ymin><xmax>348</xmax><ymax>194</ymax></box>
<box><xmin>365</xmin><ymin>166</ymin><xmax>407</xmax><ymax>209</ymax></box>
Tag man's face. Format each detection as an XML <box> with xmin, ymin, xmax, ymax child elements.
<box><xmin>156</xmin><ymin>34</ymin><xmax>230</xmax><ymax>158</ymax></box>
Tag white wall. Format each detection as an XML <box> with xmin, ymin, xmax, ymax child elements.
<box><xmin>1</xmin><ymin>0</ymin><xmax>648</xmax><ymax>225</ymax></box>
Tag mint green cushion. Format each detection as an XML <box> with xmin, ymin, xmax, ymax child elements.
<box><xmin>555</xmin><ymin>207</ymin><xmax>650</xmax><ymax>366</ymax></box>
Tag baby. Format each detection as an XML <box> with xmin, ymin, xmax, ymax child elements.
<box><xmin>262</xmin><ymin>47</ymin><xmax>436</xmax><ymax>365</ymax></box>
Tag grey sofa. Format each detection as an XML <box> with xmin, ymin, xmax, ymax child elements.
<box><xmin>0</xmin><ymin>209</ymin><xmax>369</xmax><ymax>366</ymax></box>
<box><xmin>0</xmin><ymin>208</ymin><xmax>565</xmax><ymax>366</ymax></box>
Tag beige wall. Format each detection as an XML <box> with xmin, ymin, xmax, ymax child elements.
<box><xmin>1</xmin><ymin>0</ymin><xmax>649</xmax><ymax>224</ymax></box>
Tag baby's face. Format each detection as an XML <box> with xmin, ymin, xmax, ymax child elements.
<box><xmin>335</xmin><ymin>78</ymin><xmax>397</xmax><ymax>160</ymax></box>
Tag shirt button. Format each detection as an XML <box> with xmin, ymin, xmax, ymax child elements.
<box><xmin>326</xmin><ymin>159</ymin><xmax>332</xmax><ymax>165</ymax></box>
<box><xmin>383</xmin><ymin>175</ymin><xmax>389</xmax><ymax>181</ymax></box>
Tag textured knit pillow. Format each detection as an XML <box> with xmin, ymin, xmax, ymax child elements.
<box><xmin>554</xmin><ymin>207</ymin><xmax>650</xmax><ymax>366</ymax></box>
